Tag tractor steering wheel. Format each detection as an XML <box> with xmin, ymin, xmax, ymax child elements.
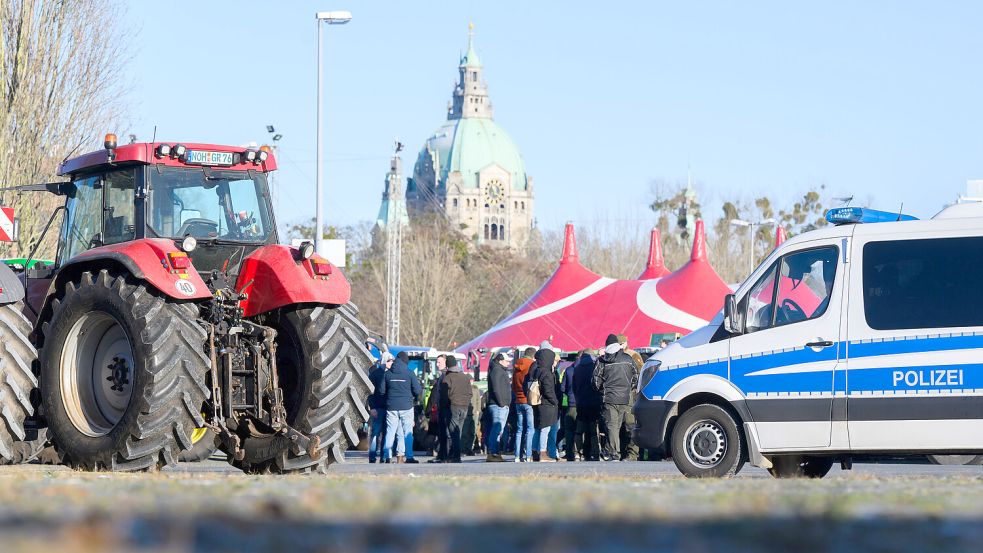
<box><xmin>177</xmin><ymin>218</ymin><xmax>219</xmax><ymax>239</ymax></box>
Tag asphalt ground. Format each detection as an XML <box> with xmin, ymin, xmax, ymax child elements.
<box><xmin>0</xmin><ymin>452</ymin><xmax>980</xmax><ymax>553</ymax></box>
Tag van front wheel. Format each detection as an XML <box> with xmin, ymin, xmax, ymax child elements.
<box><xmin>670</xmin><ymin>404</ymin><xmax>744</xmax><ymax>478</ymax></box>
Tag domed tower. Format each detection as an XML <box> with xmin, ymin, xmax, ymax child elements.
<box><xmin>407</xmin><ymin>24</ymin><xmax>535</xmax><ymax>250</ymax></box>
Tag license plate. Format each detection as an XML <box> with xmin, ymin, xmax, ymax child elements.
<box><xmin>184</xmin><ymin>150</ymin><xmax>234</xmax><ymax>166</ymax></box>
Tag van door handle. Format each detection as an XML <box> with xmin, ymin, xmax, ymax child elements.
<box><xmin>805</xmin><ymin>340</ymin><xmax>833</xmax><ymax>349</ymax></box>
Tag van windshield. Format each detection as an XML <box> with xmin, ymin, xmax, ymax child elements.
<box><xmin>147</xmin><ymin>167</ymin><xmax>273</xmax><ymax>243</ymax></box>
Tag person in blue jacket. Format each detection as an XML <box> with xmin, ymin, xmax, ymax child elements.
<box><xmin>379</xmin><ymin>351</ymin><xmax>423</xmax><ymax>463</ymax></box>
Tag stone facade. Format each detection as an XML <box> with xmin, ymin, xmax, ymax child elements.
<box><xmin>406</xmin><ymin>26</ymin><xmax>534</xmax><ymax>250</ymax></box>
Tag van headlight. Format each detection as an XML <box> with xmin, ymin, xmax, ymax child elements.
<box><xmin>638</xmin><ymin>360</ymin><xmax>662</xmax><ymax>392</ymax></box>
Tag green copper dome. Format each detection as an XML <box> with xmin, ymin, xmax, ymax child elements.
<box><xmin>415</xmin><ymin>117</ymin><xmax>528</xmax><ymax>191</ymax></box>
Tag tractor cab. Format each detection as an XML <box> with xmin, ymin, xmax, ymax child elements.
<box><xmin>54</xmin><ymin>136</ymin><xmax>279</xmax><ymax>276</ymax></box>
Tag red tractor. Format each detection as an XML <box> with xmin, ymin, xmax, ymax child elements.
<box><xmin>0</xmin><ymin>136</ymin><xmax>374</xmax><ymax>473</ymax></box>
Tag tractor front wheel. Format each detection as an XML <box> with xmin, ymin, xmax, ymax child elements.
<box><xmin>41</xmin><ymin>271</ymin><xmax>209</xmax><ymax>471</ymax></box>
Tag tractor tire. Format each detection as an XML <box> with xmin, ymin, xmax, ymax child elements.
<box><xmin>40</xmin><ymin>270</ymin><xmax>209</xmax><ymax>471</ymax></box>
<box><xmin>0</xmin><ymin>429</ymin><xmax>49</xmax><ymax>465</ymax></box>
<box><xmin>178</xmin><ymin>427</ymin><xmax>219</xmax><ymax>462</ymax></box>
<box><xmin>0</xmin><ymin>302</ymin><xmax>39</xmax><ymax>465</ymax></box>
<box><xmin>231</xmin><ymin>304</ymin><xmax>373</xmax><ymax>474</ymax></box>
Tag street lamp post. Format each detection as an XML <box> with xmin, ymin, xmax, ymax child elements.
<box><xmin>315</xmin><ymin>10</ymin><xmax>352</xmax><ymax>256</ymax></box>
<box><xmin>730</xmin><ymin>218</ymin><xmax>775</xmax><ymax>274</ymax></box>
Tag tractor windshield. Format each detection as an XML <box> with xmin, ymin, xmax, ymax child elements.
<box><xmin>147</xmin><ymin>167</ymin><xmax>274</xmax><ymax>243</ymax></box>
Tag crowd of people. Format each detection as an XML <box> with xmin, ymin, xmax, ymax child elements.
<box><xmin>365</xmin><ymin>333</ymin><xmax>647</xmax><ymax>463</ymax></box>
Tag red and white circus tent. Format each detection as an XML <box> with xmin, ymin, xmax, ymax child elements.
<box><xmin>457</xmin><ymin>220</ymin><xmax>731</xmax><ymax>358</ymax></box>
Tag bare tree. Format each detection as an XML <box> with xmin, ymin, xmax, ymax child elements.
<box><xmin>0</xmin><ymin>0</ymin><xmax>130</xmax><ymax>258</ymax></box>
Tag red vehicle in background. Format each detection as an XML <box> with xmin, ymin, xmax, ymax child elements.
<box><xmin>0</xmin><ymin>136</ymin><xmax>374</xmax><ymax>473</ymax></box>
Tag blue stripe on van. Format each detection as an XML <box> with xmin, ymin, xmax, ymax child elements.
<box><xmin>642</xmin><ymin>333</ymin><xmax>983</xmax><ymax>400</ymax></box>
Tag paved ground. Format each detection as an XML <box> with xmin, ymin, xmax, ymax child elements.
<box><xmin>0</xmin><ymin>453</ymin><xmax>980</xmax><ymax>552</ymax></box>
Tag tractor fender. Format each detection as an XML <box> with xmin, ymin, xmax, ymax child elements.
<box><xmin>56</xmin><ymin>239</ymin><xmax>211</xmax><ymax>301</ymax></box>
<box><xmin>0</xmin><ymin>262</ymin><xmax>26</xmax><ymax>304</ymax></box>
<box><xmin>235</xmin><ymin>245</ymin><xmax>350</xmax><ymax>317</ymax></box>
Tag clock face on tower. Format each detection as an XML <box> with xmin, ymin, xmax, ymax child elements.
<box><xmin>484</xmin><ymin>179</ymin><xmax>504</xmax><ymax>204</ymax></box>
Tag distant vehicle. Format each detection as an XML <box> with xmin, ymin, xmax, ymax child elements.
<box><xmin>633</xmin><ymin>205</ymin><xmax>983</xmax><ymax>478</ymax></box>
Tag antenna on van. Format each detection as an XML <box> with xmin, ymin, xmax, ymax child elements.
<box><xmin>896</xmin><ymin>203</ymin><xmax>904</xmax><ymax>221</ymax></box>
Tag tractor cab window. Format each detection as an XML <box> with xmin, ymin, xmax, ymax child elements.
<box><xmin>104</xmin><ymin>169</ymin><xmax>136</xmax><ymax>245</ymax></box>
<box><xmin>147</xmin><ymin>167</ymin><xmax>272</xmax><ymax>243</ymax></box>
<box><xmin>60</xmin><ymin>176</ymin><xmax>104</xmax><ymax>262</ymax></box>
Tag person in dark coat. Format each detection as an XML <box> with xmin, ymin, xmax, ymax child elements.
<box><xmin>572</xmin><ymin>349</ymin><xmax>601</xmax><ymax>460</ymax></box>
<box><xmin>367</xmin><ymin>353</ymin><xmax>390</xmax><ymax>463</ymax></box>
<box><xmin>560</xmin><ymin>350</ymin><xmax>590</xmax><ymax>461</ymax></box>
<box><xmin>593</xmin><ymin>334</ymin><xmax>639</xmax><ymax>461</ymax></box>
<box><xmin>438</xmin><ymin>356</ymin><xmax>472</xmax><ymax>463</ymax></box>
<box><xmin>378</xmin><ymin>351</ymin><xmax>423</xmax><ymax>463</ymax></box>
<box><xmin>529</xmin><ymin>348</ymin><xmax>561</xmax><ymax>462</ymax></box>
<box><xmin>485</xmin><ymin>353</ymin><xmax>511</xmax><ymax>462</ymax></box>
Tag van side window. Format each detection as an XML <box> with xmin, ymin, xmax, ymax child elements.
<box><xmin>741</xmin><ymin>245</ymin><xmax>838</xmax><ymax>333</ymax></box>
<box><xmin>773</xmin><ymin>247</ymin><xmax>838</xmax><ymax>327</ymax></box>
<box><xmin>745</xmin><ymin>262</ymin><xmax>778</xmax><ymax>333</ymax></box>
<box><xmin>863</xmin><ymin>237</ymin><xmax>983</xmax><ymax>330</ymax></box>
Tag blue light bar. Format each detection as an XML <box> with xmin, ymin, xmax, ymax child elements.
<box><xmin>825</xmin><ymin>207</ymin><xmax>918</xmax><ymax>225</ymax></box>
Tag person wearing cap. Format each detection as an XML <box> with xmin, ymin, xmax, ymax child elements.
<box><xmin>592</xmin><ymin>334</ymin><xmax>639</xmax><ymax>462</ymax></box>
<box><xmin>485</xmin><ymin>353</ymin><xmax>511</xmax><ymax>462</ymax></box>
<box><xmin>616</xmin><ymin>334</ymin><xmax>643</xmax><ymax>461</ymax></box>
<box><xmin>367</xmin><ymin>353</ymin><xmax>390</xmax><ymax>463</ymax></box>
<box><xmin>438</xmin><ymin>355</ymin><xmax>472</xmax><ymax>463</ymax></box>
<box><xmin>511</xmin><ymin>347</ymin><xmax>537</xmax><ymax>462</ymax></box>
<box><xmin>379</xmin><ymin>351</ymin><xmax>423</xmax><ymax>464</ymax></box>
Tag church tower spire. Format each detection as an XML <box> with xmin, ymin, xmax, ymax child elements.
<box><xmin>449</xmin><ymin>23</ymin><xmax>493</xmax><ymax>120</ymax></box>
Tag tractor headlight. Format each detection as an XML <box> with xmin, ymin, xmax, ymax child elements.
<box><xmin>156</xmin><ymin>144</ymin><xmax>172</xmax><ymax>158</ymax></box>
<box><xmin>243</xmin><ymin>149</ymin><xmax>257</xmax><ymax>163</ymax></box>
<box><xmin>172</xmin><ymin>144</ymin><xmax>187</xmax><ymax>158</ymax></box>
<box><xmin>299</xmin><ymin>241</ymin><xmax>315</xmax><ymax>260</ymax></box>
<box><xmin>181</xmin><ymin>235</ymin><xmax>197</xmax><ymax>253</ymax></box>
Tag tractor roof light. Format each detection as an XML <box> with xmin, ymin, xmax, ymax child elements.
<box><xmin>181</xmin><ymin>235</ymin><xmax>197</xmax><ymax>253</ymax></box>
<box><xmin>259</xmin><ymin>145</ymin><xmax>272</xmax><ymax>153</ymax></box>
<box><xmin>172</xmin><ymin>144</ymin><xmax>187</xmax><ymax>159</ymax></box>
<box><xmin>104</xmin><ymin>133</ymin><xmax>118</xmax><ymax>150</ymax></box>
<box><xmin>155</xmin><ymin>144</ymin><xmax>172</xmax><ymax>158</ymax></box>
<box><xmin>256</xmin><ymin>149</ymin><xmax>268</xmax><ymax>163</ymax></box>
<box><xmin>242</xmin><ymin>149</ymin><xmax>257</xmax><ymax>163</ymax></box>
<box><xmin>299</xmin><ymin>241</ymin><xmax>315</xmax><ymax>260</ymax></box>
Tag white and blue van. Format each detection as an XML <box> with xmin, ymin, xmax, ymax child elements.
<box><xmin>632</xmin><ymin>204</ymin><xmax>983</xmax><ymax>478</ymax></box>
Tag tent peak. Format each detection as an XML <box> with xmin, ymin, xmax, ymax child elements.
<box><xmin>646</xmin><ymin>227</ymin><xmax>665</xmax><ymax>269</ymax></box>
<box><xmin>561</xmin><ymin>222</ymin><xmax>579</xmax><ymax>264</ymax></box>
<box><xmin>775</xmin><ymin>226</ymin><xmax>787</xmax><ymax>248</ymax></box>
<box><xmin>690</xmin><ymin>219</ymin><xmax>707</xmax><ymax>262</ymax></box>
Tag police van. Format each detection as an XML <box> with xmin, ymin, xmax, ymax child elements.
<box><xmin>632</xmin><ymin>204</ymin><xmax>983</xmax><ymax>478</ymax></box>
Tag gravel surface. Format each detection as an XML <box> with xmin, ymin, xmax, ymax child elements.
<box><xmin>0</xmin><ymin>454</ymin><xmax>980</xmax><ymax>552</ymax></box>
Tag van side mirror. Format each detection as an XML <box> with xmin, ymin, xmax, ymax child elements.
<box><xmin>723</xmin><ymin>294</ymin><xmax>742</xmax><ymax>335</ymax></box>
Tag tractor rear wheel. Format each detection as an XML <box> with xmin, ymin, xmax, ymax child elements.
<box><xmin>231</xmin><ymin>304</ymin><xmax>373</xmax><ymax>474</ymax></box>
<box><xmin>0</xmin><ymin>302</ymin><xmax>39</xmax><ymax>464</ymax></box>
<box><xmin>40</xmin><ymin>271</ymin><xmax>209</xmax><ymax>471</ymax></box>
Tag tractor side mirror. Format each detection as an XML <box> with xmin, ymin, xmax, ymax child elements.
<box><xmin>723</xmin><ymin>294</ymin><xmax>743</xmax><ymax>335</ymax></box>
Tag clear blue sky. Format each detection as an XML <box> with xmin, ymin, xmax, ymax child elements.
<box><xmin>127</xmin><ymin>1</ymin><xmax>983</xmax><ymax>234</ymax></box>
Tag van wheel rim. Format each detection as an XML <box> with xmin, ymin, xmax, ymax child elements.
<box><xmin>60</xmin><ymin>312</ymin><xmax>134</xmax><ymax>437</ymax></box>
<box><xmin>684</xmin><ymin>420</ymin><xmax>726</xmax><ymax>467</ymax></box>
